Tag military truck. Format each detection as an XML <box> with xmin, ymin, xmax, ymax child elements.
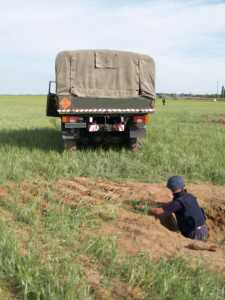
<box><xmin>47</xmin><ymin>50</ymin><xmax>155</xmax><ymax>150</ymax></box>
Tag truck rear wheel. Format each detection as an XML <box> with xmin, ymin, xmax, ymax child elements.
<box><xmin>63</xmin><ymin>140</ymin><xmax>77</xmax><ymax>151</ymax></box>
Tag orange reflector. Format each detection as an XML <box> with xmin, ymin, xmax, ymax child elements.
<box><xmin>133</xmin><ymin>114</ymin><xmax>150</xmax><ymax>124</ymax></box>
<box><xmin>62</xmin><ymin>116</ymin><xmax>71</xmax><ymax>123</ymax></box>
<box><xmin>59</xmin><ymin>97</ymin><xmax>71</xmax><ymax>110</ymax></box>
<box><xmin>145</xmin><ymin>114</ymin><xmax>150</xmax><ymax>124</ymax></box>
<box><xmin>62</xmin><ymin>116</ymin><xmax>83</xmax><ymax>123</ymax></box>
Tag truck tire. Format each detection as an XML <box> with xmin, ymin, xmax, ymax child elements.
<box><xmin>63</xmin><ymin>140</ymin><xmax>77</xmax><ymax>151</ymax></box>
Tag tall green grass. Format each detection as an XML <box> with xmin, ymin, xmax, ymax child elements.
<box><xmin>0</xmin><ymin>221</ymin><xmax>92</xmax><ymax>300</ymax></box>
<box><xmin>0</xmin><ymin>96</ymin><xmax>225</xmax><ymax>184</ymax></box>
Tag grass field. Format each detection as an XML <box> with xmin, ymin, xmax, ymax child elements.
<box><xmin>0</xmin><ymin>96</ymin><xmax>225</xmax><ymax>184</ymax></box>
<box><xmin>0</xmin><ymin>96</ymin><xmax>225</xmax><ymax>299</ymax></box>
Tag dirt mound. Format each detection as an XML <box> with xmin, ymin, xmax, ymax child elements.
<box><xmin>206</xmin><ymin>114</ymin><xmax>225</xmax><ymax>126</ymax></box>
<box><xmin>55</xmin><ymin>178</ymin><xmax>225</xmax><ymax>272</ymax></box>
<box><xmin>0</xmin><ymin>186</ymin><xmax>7</xmax><ymax>197</ymax></box>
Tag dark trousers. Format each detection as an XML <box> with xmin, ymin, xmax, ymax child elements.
<box><xmin>189</xmin><ymin>224</ymin><xmax>208</xmax><ymax>240</ymax></box>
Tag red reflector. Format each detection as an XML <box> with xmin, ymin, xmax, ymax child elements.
<box><xmin>62</xmin><ymin>116</ymin><xmax>83</xmax><ymax>123</ymax></box>
<box><xmin>70</xmin><ymin>116</ymin><xmax>82</xmax><ymax>122</ymax></box>
<box><xmin>133</xmin><ymin>115</ymin><xmax>149</xmax><ymax>124</ymax></box>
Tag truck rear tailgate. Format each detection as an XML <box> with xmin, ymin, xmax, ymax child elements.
<box><xmin>57</xmin><ymin>96</ymin><xmax>155</xmax><ymax>115</ymax></box>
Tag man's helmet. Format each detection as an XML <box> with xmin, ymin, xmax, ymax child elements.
<box><xmin>166</xmin><ymin>176</ymin><xmax>185</xmax><ymax>191</ymax></box>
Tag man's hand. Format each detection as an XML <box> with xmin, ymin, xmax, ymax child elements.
<box><xmin>148</xmin><ymin>207</ymin><xmax>164</xmax><ymax>216</ymax></box>
<box><xmin>134</xmin><ymin>202</ymin><xmax>165</xmax><ymax>216</ymax></box>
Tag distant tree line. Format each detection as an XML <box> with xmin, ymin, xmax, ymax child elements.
<box><xmin>157</xmin><ymin>90</ymin><xmax>225</xmax><ymax>100</ymax></box>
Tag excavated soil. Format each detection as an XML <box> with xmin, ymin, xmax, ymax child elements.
<box><xmin>56</xmin><ymin>177</ymin><xmax>225</xmax><ymax>272</ymax></box>
<box><xmin>0</xmin><ymin>187</ymin><xmax>7</xmax><ymax>197</ymax></box>
<box><xmin>206</xmin><ymin>114</ymin><xmax>225</xmax><ymax>126</ymax></box>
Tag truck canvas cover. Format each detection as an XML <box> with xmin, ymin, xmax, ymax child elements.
<box><xmin>56</xmin><ymin>50</ymin><xmax>155</xmax><ymax>98</ymax></box>
<box><xmin>55</xmin><ymin>50</ymin><xmax>155</xmax><ymax>113</ymax></box>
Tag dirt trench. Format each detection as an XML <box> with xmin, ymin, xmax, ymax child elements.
<box><xmin>55</xmin><ymin>177</ymin><xmax>225</xmax><ymax>273</ymax></box>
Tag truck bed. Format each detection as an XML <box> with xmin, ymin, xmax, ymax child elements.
<box><xmin>57</xmin><ymin>96</ymin><xmax>155</xmax><ymax>115</ymax></box>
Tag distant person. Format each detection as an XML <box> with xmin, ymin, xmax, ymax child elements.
<box><xmin>139</xmin><ymin>176</ymin><xmax>208</xmax><ymax>240</ymax></box>
<box><xmin>162</xmin><ymin>97</ymin><xmax>166</xmax><ymax>106</ymax></box>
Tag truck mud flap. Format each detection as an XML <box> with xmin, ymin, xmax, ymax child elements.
<box><xmin>130</xmin><ymin>128</ymin><xmax>146</xmax><ymax>138</ymax></box>
<box><xmin>64</xmin><ymin>123</ymin><xmax>86</xmax><ymax>129</ymax></box>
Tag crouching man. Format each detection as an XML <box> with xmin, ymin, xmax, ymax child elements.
<box><xmin>149</xmin><ymin>176</ymin><xmax>208</xmax><ymax>241</ymax></box>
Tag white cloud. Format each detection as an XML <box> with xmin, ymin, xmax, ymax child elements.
<box><xmin>0</xmin><ymin>0</ymin><xmax>225</xmax><ymax>94</ymax></box>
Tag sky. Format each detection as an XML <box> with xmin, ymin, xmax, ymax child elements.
<box><xmin>0</xmin><ymin>0</ymin><xmax>225</xmax><ymax>94</ymax></box>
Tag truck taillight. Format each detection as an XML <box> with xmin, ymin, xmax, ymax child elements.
<box><xmin>62</xmin><ymin>116</ymin><xmax>83</xmax><ymax>123</ymax></box>
<box><xmin>133</xmin><ymin>115</ymin><xmax>150</xmax><ymax>125</ymax></box>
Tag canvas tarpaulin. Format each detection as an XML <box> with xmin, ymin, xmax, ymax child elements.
<box><xmin>55</xmin><ymin>50</ymin><xmax>155</xmax><ymax>99</ymax></box>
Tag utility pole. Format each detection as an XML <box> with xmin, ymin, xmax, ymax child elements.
<box><xmin>216</xmin><ymin>80</ymin><xmax>219</xmax><ymax>99</ymax></box>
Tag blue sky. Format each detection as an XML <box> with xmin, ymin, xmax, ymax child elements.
<box><xmin>0</xmin><ymin>0</ymin><xmax>225</xmax><ymax>94</ymax></box>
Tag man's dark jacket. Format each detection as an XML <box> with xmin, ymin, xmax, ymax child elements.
<box><xmin>173</xmin><ymin>191</ymin><xmax>206</xmax><ymax>237</ymax></box>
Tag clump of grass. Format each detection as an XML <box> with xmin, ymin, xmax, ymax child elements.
<box><xmin>0</xmin><ymin>196</ymin><xmax>38</xmax><ymax>226</ymax></box>
<box><xmin>15</xmin><ymin>203</ymin><xmax>39</xmax><ymax>225</ymax></box>
<box><xmin>116</xmin><ymin>253</ymin><xmax>224</xmax><ymax>300</ymax></box>
<box><xmin>127</xmin><ymin>199</ymin><xmax>151</xmax><ymax>214</ymax></box>
<box><xmin>83</xmin><ymin>236</ymin><xmax>118</xmax><ymax>268</ymax></box>
<box><xmin>43</xmin><ymin>203</ymin><xmax>99</xmax><ymax>238</ymax></box>
<box><xmin>95</xmin><ymin>203</ymin><xmax>119</xmax><ymax>221</ymax></box>
<box><xmin>126</xmin><ymin>199</ymin><xmax>162</xmax><ymax>215</ymax></box>
<box><xmin>0</xmin><ymin>279</ymin><xmax>14</xmax><ymax>300</ymax></box>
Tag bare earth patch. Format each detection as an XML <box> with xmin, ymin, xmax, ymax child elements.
<box><xmin>206</xmin><ymin>114</ymin><xmax>225</xmax><ymax>126</ymax></box>
<box><xmin>0</xmin><ymin>187</ymin><xmax>7</xmax><ymax>197</ymax></box>
<box><xmin>55</xmin><ymin>177</ymin><xmax>225</xmax><ymax>273</ymax></box>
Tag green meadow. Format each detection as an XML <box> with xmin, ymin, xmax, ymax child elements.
<box><xmin>0</xmin><ymin>96</ymin><xmax>225</xmax><ymax>184</ymax></box>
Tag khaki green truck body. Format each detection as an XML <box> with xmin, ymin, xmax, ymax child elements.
<box><xmin>47</xmin><ymin>50</ymin><xmax>156</xmax><ymax>149</ymax></box>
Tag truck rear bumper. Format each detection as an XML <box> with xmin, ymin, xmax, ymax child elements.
<box><xmin>64</xmin><ymin>122</ymin><xmax>86</xmax><ymax>129</ymax></box>
<box><xmin>63</xmin><ymin>123</ymin><xmax>125</xmax><ymax>132</ymax></box>
<box><xmin>58</xmin><ymin>108</ymin><xmax>155</xmax><ymax>114</ymax></box>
